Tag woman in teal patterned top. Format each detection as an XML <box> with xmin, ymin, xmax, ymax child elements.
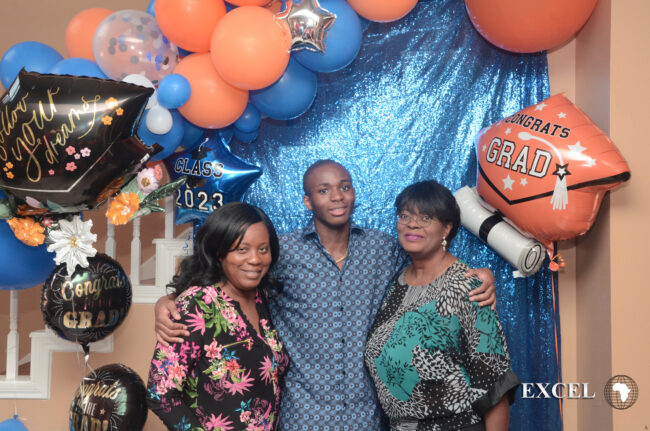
<box><xmin>365</xmin><ymin>181</ymin><xmax>519</xmax><ymax>431</ymax></box>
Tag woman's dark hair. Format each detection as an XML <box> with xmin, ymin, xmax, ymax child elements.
<box><xmin>394</xmin><ymin>180</ymin><xmax>461</xmax><ymax>246</ymax></box>
<box><xmin>168</xmin><ymin>202</ymin><xmax>280</xmax><ymax>297</ymax></box>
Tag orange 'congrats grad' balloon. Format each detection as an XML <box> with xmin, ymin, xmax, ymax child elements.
<box><xmin>475</xmin><ymin>94</ymin><xmax>630</xmax><ymax>250</ymax></box>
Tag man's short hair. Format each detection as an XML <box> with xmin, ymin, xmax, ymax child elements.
<box><xmin>302</xmin><ymin>159</ymin><xmax>349</xmax><ymax>195</ymax></box>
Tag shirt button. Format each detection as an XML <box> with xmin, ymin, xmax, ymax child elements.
<box><xmin>342</xmin><ymin>338</ymin><xmax>345</xmax><ymax>344</ymax></box>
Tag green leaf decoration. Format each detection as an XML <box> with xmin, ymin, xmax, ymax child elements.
<box><xmin>119</xmin><ymin>176</ymin><xmax>141</xmax><ymax>195</ymax></box>
<box><xmin>141</xmin><ymin>176</ymin><xmax>187</xmax><ymax>205</ymax></box>
<box><xmin>45</xmin><ymin>200</ymin><xmax>88</xmax><ymax>214</ymax></box>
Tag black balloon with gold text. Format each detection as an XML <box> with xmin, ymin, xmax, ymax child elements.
<box><xmin>70</xmin><ymin>363</ymin><xmax>147</xmax><ymax>431</ymax></box>
<box><xmin>41</xmin><ymin>253</ymin><xmax>131</xmax><ymax>348</ymax></box>
<box><xmin>0</xmin><ymin>69</ymin><xmax>157</xmax><ymax>216</ymax></box>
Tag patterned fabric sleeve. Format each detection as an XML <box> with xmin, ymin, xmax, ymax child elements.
<box><xmin>460</xmin><ymin>278</ymin><xmax>520</xmax><ymax>417</ymax></box>
<box><xmin>147</xmin><ymin>288</ymin><xmax>206</xmax><ymax>431</ymax></box>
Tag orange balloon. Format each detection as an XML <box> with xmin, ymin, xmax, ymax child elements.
<box><xmin>65</xmin><ymin>8</ymin><xmax>113</xmax><ymax>60</ymax></box>
<box><xmin>265</xmin><ymin>0</ymin><xmax>283</xmax><ymax>14</ymax></box>
<box><xmin>155</xmin><ymin>0</ymin><xmax>227</xmax><ymax>52</ymax></box>
<box><xmin>476</xmin><ymin>95</ymin><xmax>630</xmax><ymax>250</ymax></box>
<box><xmin>346</xmin><ymin>0</ymin><xmax>418</xmax><ymax>23</ymax></box>
<box><xmin>229</xmin><ymin>0</ymin><xmax>271</xmax><ymax>5</ymax></box>
<box><xmin>210</xmin><ymin>6</ymin><xmax>291</xmax><ymax>90</ymax></box>
<box><xmin>174</xmin><ymin>53</ymin><xmax>248</xmax><ymax>129</ymax></box>
<box><xmin>465</xmin><ymin>0</ymin><xmax>598</xmax><ymax>53</ymax></box>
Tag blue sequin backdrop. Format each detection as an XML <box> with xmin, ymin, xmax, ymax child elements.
<box><xmin>231</xmin><ymin>1</ymin><xmax>562</xmax><ymax>429</ymax></box>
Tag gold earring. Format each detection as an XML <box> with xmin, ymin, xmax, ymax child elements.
<box><xmin>441</xmin><ymin>237</ymin><xmax>447</xmax><ymax>251</ymax></box>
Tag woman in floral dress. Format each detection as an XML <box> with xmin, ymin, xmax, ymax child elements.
<box><xmin>365</xmin><ymin>181</ymin><xmax>519</xmax><ymax>431</ymax></box>
<box><xmin>147</xmin><ymin>203</ymin><xmax>289</xmax><ymax>431</ymax></box>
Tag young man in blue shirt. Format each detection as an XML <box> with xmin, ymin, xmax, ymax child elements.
<box><xmin>155</xmin><ymin>160</ymin><xmax>496</xmax><ymax>430</ymax></box>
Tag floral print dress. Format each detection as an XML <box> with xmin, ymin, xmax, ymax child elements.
<box><xmin>147</xmin><ymin>285</ymin><xmax>289</xmax><ymax>431</ymax></box>
<box><xmin>364</xmin><ymin>261</ymin><xmax>519</xmax><ymax>430</ymax></box>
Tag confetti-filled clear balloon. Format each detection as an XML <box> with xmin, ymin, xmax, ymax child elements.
<box><xmin>93</xmin><ymin>9</ymin><xmax>180</xmax><ymax>84</ymax></box>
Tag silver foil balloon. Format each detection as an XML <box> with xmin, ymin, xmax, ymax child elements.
<box><xmin>275</xmin><ymin>0</ymin><xmax>336</xmax><ymax>53</ymax></box>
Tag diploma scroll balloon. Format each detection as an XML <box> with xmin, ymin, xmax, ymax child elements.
<box><xmin>69</xmin><ymin>363</ymin><xmax>147</xmax><ymax>431</ymax></box>
<box><xmin>475</xmin><ymin>94</ymin><xmax>630</xmax><ymax>251</ymax></box>
<box><xmin>455</xmin><ymin>186</ymin><xmax>544</xmax><ymax>277</ymax></box>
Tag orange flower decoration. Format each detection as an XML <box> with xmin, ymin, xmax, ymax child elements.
<box><xmin>5</xmin><ymin>162</ymin><xmax>13</xmax><ymax>169</ymax></box>
<box><xmin>6</xmin><ymin>172</ymin><xmax>13</xmax><ymax>179</ymax></box>
<box><xmin>7</xmin><ymin>217</ymin><xmax>45</xmax><ymax>246</ymax></box>
<box><xmin>101</xmin><ymin>115</ymin><xmax>113</xmax><ymax>126</ymax></box>
<box><xmin>105</xmin><ymin>192</ymin><xmax>140</xmax><ymax>225</ymax></box>
<box><xmin>105</xmin><ymin>97</ymin><xmax>118</xmax><ymax>109</ymax></box>
<box><xmin>115</xmin><ymin>107</ymin><xmax>124</xmax><ymax>116</ymax></box>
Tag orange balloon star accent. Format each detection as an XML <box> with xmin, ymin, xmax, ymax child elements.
<box><xmin>7</xmin><ymin>217</ymin><xmax>45</xmax><ymax>246</ymax></box>
<box><xmin>475</xmin><ymin>94</ymin><xmax>630</xmax><ymax>251</ymax></box>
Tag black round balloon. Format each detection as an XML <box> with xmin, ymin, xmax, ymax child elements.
<box><xmin>0</xmin><ymin>69</ymin><xmax>156</xmax><ymax>215</ymax></box>
<box><xmin>41</xmin><ymin>253</ymin><xmax>131</xmax><ymax>347</ymax></box>
<box><xmin>69</xmin><ymin>363</ymin><xmax>147</xmax><ymax>431</ymax></box>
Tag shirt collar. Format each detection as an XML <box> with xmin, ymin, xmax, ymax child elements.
<box><xmin>302</xmin><ymin>219</ymin><xmax>365</xmax><ymax>240</ymax></box>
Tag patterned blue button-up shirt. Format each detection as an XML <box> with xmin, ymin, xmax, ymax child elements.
<box><xmin>269</xmin><ymin>220</ymin><xmax>407</xmax><ymax>430</ymax></box>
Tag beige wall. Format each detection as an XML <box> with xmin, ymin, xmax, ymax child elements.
<box><xmin>549</xmin><ymin>0</ymin><xmax>650</xmax><ymax>429</ymax></box>
<box><xmin>0</xmin><ymin>1</ymin><xmax>648</xmax><ymax>430</ymax></box>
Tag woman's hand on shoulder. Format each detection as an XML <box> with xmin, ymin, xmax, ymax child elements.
<box><xmin>154</xmin><ymin>294</ymin><xmax>190</xmax><ymax>347</ymax></box>
<box><xmin>465</xmin><ymin>267</ymin><xmax>496</xmax><ymax>310</ymax></box>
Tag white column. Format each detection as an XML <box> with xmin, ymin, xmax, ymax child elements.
<box><xmin>130</xmin><ymin>217</ymin><xmax>141</xmax><ymax>284</ymax></box>
<box><xmin>6</xmin><ymin>290</ymin><xmax>19</xmax><ymax>380</ymax></box>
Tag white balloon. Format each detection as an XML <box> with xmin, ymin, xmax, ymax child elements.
<box><xmin>122</xmin><ymin>73</ymin><xmax>158</xmax><ymax>108</ymax></box>
<box><xmin>145</xmin><ymin>105</ymin><xmax>173</xmax><ymax>135</ymax></box>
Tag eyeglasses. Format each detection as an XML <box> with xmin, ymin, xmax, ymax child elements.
<box><xmin>397</xmin><ymin>213</ymin><xmax>435</xmax><ymax>227</ymax></box>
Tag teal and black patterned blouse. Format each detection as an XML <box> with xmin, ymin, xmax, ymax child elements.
<box><xmin>364</xmin><ymin>260</ymin><xmax>519</xmax><ymax>430</ymax></box>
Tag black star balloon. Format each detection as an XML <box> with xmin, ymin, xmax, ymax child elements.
<box><xmin>164</xmin><ymin>132</ymin><xmax>262</xmax><ymax>225</ymax></box>
<box><xmin>276</xmin><ymin>0</ymin><xmax>337</xmax><ymax>53</ymax></box>
<box><xmin>69</xmin><ymin>363</ymin><xmax>147</xmax><ymax>431</ymax></box>
<box><xmin>0</xmin><ymin>69</ymin><xmax>156</xmax><ymax>216</ymax></box>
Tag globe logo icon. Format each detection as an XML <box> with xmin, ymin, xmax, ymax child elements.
<box><xmin>604</xmin><ymin>375</ymin><xmax>638</xmax><ymax>409</ymax></box>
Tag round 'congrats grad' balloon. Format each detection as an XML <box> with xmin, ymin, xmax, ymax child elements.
<box><xmin>41</xmin><ymin>254</ymin><xmax>132</xmax><ymax>348</ymax></box>
<box><xmin>69</xmin><ymin>363</ymin><xmax>147</xmax><ymax>431</ymax></box>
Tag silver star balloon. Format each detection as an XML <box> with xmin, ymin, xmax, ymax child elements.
<box><xmin>275</xmin><ymin>0</ymin><xmax>337</xmax><ymax>53</ymax></box>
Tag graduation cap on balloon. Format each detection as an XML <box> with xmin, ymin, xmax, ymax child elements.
<box><xmin>473</xmin><ymin>94</ymin><xmax>630</xmax><ymax>255</ymax></box>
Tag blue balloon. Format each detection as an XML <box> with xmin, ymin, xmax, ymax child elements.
<box><xmin>359</xmin><ymin>16</ymin><xmax>371</xmax><ymax>33</ymax></box>
<box><xmin>293</xmin><ymin>0</ymin><xmax>362</xmax><ymax>73</ymax></box>
<box><xmin>157</xmin><ymin>74</ymin><xmax>191</xmax><ymax>109</ymax></box>
<box><xmin>180</xmin><ymin>119</ymin><xmax>205</xmax><ymax>152</ymax></box>
<box><xmin>49</xmin><ymin>58</ymin><xmax>108</xmax><ymax>79</ymax></box>
<box><xmin>164</xmin><ymin>133</ymin><xmax>262</xmax><ymax>225</ymax></box>
<box><xmin>137</xmin><ymin>110</ymin><xmax>184</xmax><ymax>161</ymax></box>
<box><xmin>250</xmin><ymin>58</ymin><xmax>318</xmax><ymax>120</ymax></box>
<box><xmin>147</xmin><ymin>0</ymin><xmax>156</xmax><ymax>16</ymax></box>
<box><xmin>234</xmin><ymin>128</ymin><xmax>258</xmax><ymax>144</ymax></box>
<box><xmin>0</xmin><ymin>41</ymin><xmax>63</xmax><ymax>89</ymax></box>
<box><xmin>218</xmin><ymin>125</ymin><xmax>234</xmax><ymax>145</ymax></box>
<box><xmin>0</xmin><ymin>416</ymin><xmax>28</xmax><ymax>431</ymax></box>
<box><xmin>178</xmin><ymin>47</ymin><xmax>194</xmax><ymax>57</ymax></box>
<box><xmin>0</xmin><ymin>220</ymin><xmax>56</xmax><ymax>290</ymax></box>
<box><xmin>234</xmin><ymin>104</ymin><xmax>261</xmax><ymax>133</ymax></box>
